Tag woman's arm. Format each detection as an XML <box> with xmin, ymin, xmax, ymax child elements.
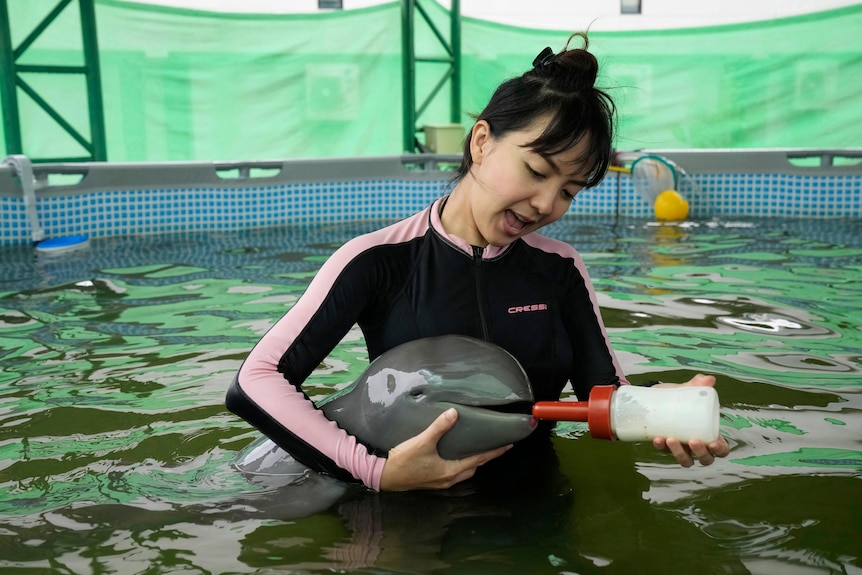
<box><xmin>228</xmin><ymin>236</ymin><xmax>390</xmax><ymax>489</ymax></box>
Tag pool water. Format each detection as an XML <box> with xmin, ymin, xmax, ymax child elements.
<box><xmin>1</xmin><ymin>215</ymin><xmax>860</xmax><ymax>574</ymax></box>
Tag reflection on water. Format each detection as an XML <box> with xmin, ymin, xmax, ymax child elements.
<box><xmin>1</xmin><ymin>216</ymin><xmax>860</xmax><ymax>573</ymax></box>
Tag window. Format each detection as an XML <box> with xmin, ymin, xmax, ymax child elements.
<box><xmin>621</xmin><ymin>0</ymin><xmax>642</xmax><ymax>14</ymax></box>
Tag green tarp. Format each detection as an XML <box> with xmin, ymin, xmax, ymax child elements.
<box><xmin>3</xmin><ymin>0</ymin><xmax>860</xmax><ymax>161</ymax></box>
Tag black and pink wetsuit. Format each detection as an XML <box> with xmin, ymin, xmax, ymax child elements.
<box><xmin>226</xmin><ymin>196</ymin><xmax>629</xmax><ymax>490</ymax></box>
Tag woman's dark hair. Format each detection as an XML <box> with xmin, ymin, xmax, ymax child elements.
<box><xmin>455</xmin><ymin>32</ymin><xmax>616</xmax><ymax>188</ymax></box>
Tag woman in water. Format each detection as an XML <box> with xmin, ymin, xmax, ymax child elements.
<box><xmin>227</xmin><ymin>33</ymin><xmax>730</xmax><ymax>491</ymax></box>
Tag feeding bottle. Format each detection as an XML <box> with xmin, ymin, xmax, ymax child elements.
<box><xmin>532</xmin><ymin>385</ymin><xmax>720</xmax><ymax>443</ymax></box>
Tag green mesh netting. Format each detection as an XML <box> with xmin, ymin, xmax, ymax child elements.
<box><xmin>2</xmin><ymin>0</ymin><xmax>860</xmax><ymax>162</ymax></box>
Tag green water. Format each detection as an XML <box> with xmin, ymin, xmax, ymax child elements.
<box><xmin>1</xmin><ymin>217</ymin><xmax>860</xmax><ymax>574</ymax></box>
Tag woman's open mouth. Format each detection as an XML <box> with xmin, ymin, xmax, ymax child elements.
<box><xmin>503</xmin><ymin>210</ymin><xmax>531</xmax><ymax>236</ymax></box>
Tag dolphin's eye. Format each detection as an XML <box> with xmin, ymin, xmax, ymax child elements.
<box><xmin>408</xmin><ymin>389</ymin><xmax>425</xmax><ymax>401</ymax></box>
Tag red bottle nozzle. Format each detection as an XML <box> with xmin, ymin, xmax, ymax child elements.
<box><xmin>531</xmin><ymin>385</ymin><xmax>616</xmax><ymax>440</ymax></box>
<box><xmin>531</xmin><ymin>401</ymin><xmax>589</xmax><ymax>421</ymax></box>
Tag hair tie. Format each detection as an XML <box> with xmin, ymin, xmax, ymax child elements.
<box><xmin>532</xmin><ymin>47</ymin><xmax>556</xmax><ymax>73</ymax></box>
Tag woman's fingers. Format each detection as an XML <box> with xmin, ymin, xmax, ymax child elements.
<box><xmin>707</xmin><ymin>435</ymin><xmax>731</xmax><ymax>458</ymax></box>
<box><xmin>686</xmin><ymin>438</ymin><xmax>715</xmax><ymax>466</ymax></box>
<box><xmin>664</xmin><ymin>436</ymin><xmax>695</xmax><ymax>467</ymax></box>
<box><xmin>657</xmin><ymin>435</ymin><xmax>730</xmax><ymax>467</ymax></box>
<box><xmin>683</xmin><ymin>373</ymin><xmax>716</xmax><ymax>387</ymax></box>
<box><xmin>421</xmin><ymin>407</ymin><xmax>459</xmax><ymax>442</ymax></box>
<box><xmin>379</xmin><ymin>408</ymin><xmax>512</xmax><ymax>491</ymax></box>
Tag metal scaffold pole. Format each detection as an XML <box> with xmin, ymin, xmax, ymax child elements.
<box><xmin>401</xmin><ymin>0</ymin><xmax>461</xmax><ymax>153</ymax></box>
<box><xmin>0</xmin><ymin>0</ymin><xmax>107</xmax><ymax>162</ymax></box>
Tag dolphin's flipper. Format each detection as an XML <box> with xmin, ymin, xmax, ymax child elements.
<box><xmin>234</xmin><ymin>435</ymin><xmax>307</xmax><ymax>481</ymax></box>
<box><xmin>233</xmin><ymin>435</ymin><xmax>351</xmax><ymax>518</ymax></box>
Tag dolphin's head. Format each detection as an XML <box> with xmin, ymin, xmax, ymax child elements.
<box><xmin>320</xmin><ymin>335</ymin><xmax>537</xmax><ymax>459</ymax></box>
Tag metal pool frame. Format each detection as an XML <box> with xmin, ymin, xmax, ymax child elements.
<box><xmin>1</xmin><ymin>149</ymin><xmax>860</xmax><ymax>246</ymax></box>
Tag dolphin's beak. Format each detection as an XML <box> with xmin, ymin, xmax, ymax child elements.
<box><xmin>435</xmin><ymin>403</ymin><xmax>538</xmax><ymax>460</ymax></box>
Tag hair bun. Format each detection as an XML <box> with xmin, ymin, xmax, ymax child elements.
<box><xmin>530</xmin><ymin>32</ymin><xmax>599</xmax><ymax>90</ymax></box>
<box><xmin>555</xmin><ymin>48</ymin><xmax>599</xmax><ymax>89</ymax></box>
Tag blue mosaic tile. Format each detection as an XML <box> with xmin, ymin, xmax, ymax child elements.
<box><xmin>1</xmin><ymin>173</ymin><xmax>860</xmax><ymax>245</ymax></box>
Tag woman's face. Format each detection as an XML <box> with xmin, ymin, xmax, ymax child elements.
<box><xmin>450</xmin><ymin>117</ymin><xmax>595</xmax><ymax>248</ymax></box>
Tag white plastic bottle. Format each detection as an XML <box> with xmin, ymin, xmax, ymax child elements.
<box><xmin>610</xmin><ymin>386</ymin><xmax>720</xmax><ymax>443</ymax></box>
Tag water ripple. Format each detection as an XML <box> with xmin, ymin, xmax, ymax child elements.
<box><xmin>1</xmin><ymin>216</ymin><xmax>860</xmax><ymax>572</ymax></box>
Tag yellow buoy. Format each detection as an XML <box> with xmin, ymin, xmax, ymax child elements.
<box><xmin>654</xmin><ymin>190</ymin><xmax>689</xmax><ymax>221</ymax></box>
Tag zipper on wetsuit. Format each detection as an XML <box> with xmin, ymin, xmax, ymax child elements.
<box><xmin>472</xmin><ymin>245</ymin><xmax>491</xmax><ymax>340</ymax></box>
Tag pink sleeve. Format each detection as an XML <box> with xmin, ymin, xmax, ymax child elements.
<box><xmin>234</xmin><ymin>207</ymin><xmax>432</xmax><ymax>490</ymax></box>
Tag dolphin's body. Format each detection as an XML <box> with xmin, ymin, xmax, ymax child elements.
<box><xmin>235</xmin><ymin>335</ymin><xmax>537</xmax><ymax>486</ymax></box>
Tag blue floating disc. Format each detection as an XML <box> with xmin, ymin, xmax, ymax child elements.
<box><xmin>35</xmin><ymin>234</ymin><xmax>90</xmax><ymax>254</ymax></box>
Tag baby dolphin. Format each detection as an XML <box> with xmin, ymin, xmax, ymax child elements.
<box><xmin>320</xmin><ymin>334</ymin><xmax>537</xmax><ymax>459</ymax></box>
<box><xmin>235</xmin><ymin>335</ymin><xmax>537</xmax><ymax>482</ymax></box>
